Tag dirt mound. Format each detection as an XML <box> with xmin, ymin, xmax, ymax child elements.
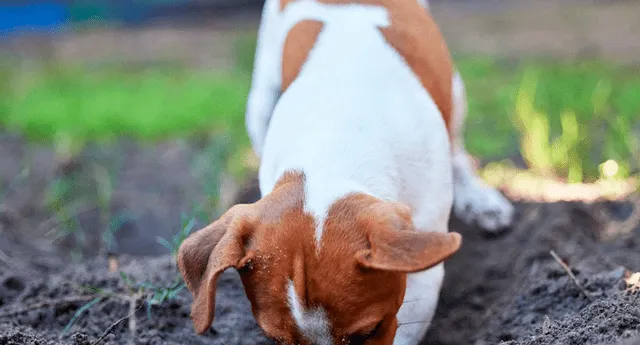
<box><xmin>1</xmin><ymin>188</ymin><xmax>639</xmax><ymax>344</ymax></box>
<box><xmin>424</xmin><ymin>202</ymin><xmax>640</xmax><ymax>345</ymax></box>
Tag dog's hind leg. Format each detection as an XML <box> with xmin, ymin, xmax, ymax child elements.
<box><xmin>246</xmin><ymin>0</ymin><xmax>283</xmax><ymax>158</ymax></box>
<box><xmin>450</xmin><ymin>71</ymin><xmax>515</xmax><ymax>232</ymax></box>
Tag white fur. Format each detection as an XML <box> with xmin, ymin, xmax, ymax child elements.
<box><xmin>287</xmin><ymin>280</ymin><xmax>333</xmax><ymax>345</ymax></box>
<box><xmin>245</xmin><ymin>0</ymin><xmax>513</xmax><ymax>343</ymax></box>
<box><xmin>394</xmin><ymin>263</ymin><xmax>444</xmax><ymax>345</ymax></box>
<box><xmin>304</xmin><ymin>178</ymin><xmax>369</xmax><ymax>247</ymax></box>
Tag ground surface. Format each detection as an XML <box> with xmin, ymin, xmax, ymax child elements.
<box><xmin>1</xmin><ymin>147</ymin><xmax>640</xmax><ymax>344</ymax></box>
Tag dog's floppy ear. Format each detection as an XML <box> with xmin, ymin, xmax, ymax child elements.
<box><xmin>177</xmin><ymin>204</ymin><xmax>256</xmax><ymax>334</ymax></box>
<box><xmin>354</xmin><ymin>202</ymin><xmax>462</xmax><ymax>273</ymax></box>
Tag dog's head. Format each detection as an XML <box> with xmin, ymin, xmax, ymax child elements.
<box><xmin>177</xmin><ymin>172</ymin><xmax>461</xmax><ymax>345</ymax></box>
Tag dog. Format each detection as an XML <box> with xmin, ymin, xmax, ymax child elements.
<box><xmin>177</xmin><ymin>0</ymin><xmax>515</xmax><ymax>343</ymax></box>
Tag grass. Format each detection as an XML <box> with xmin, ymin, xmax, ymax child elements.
<box><xmin>0</xmin><ymin>63</ymin><xmax>251</xmax><ymax>146</ymax></box>
<box><xmin>1</xmin><ymin>46</ymin><xmax>639</xmax><ymax>183</ymax></box>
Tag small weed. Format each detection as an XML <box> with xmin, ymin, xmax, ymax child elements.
<box><xmin>119</xmin><ymin>272</ymin><xmax>186</xmax><ymax>320</ymax></box>
<box><xmin>141</xmin><ymin>279</ymin><xmax>186</xmax><ymax>320</ymax></box>
<box><xmin>61</xmin><ymin>296</ymin><xmax>104</xmax><ymax>337</ymax></box>
<box><xmin>156</xmin><ymin>211</ymin><xmax>198</xmax><ymax>260</ymax></box>
<box><xmin>91</xmin><ymin>158</ymin><xmax>136</xmax><ymax>255</ymax></box>
<box><xmin>102</xmin><ymin>211</ymin><xmax>136</xmax><ymax>254</ymax></box>
<box><xmin>45</xmin><ymin>153</ymin><xmax>134</xmax><ymax>257</ymax></box>
<box><xmin>61</xmin><ymin>272</ymin><xmax>186</xmax><ymax>337</ymax></box>
<box><xmin>153</xmin><ymin>136</ymin><xmax>235</xmax><ymax>261</ymax></box>
<box><xmin>45</xmin><ymin>176</ymin><xmax>87</xmax><ymax>258</ymax></box>
<box><xmin>191</xmin><ymin>135</ymin><xmax>233</xmax><ymax>217</ymax></box>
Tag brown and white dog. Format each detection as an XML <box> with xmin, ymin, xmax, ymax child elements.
<box><xmin>178</xmin><ymin>0</ymin><xmax>514</xmax><ymax>344</ymax></box>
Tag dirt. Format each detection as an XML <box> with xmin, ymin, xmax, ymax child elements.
<box><xmin>1</xmin><ymin>135</ymin><xmax>640</xmax><ymax>344</ymax></box>
<box><xmin>0</xmin><ymin>255</ymin><xmax>271</xmax><ymax>345</ymax></box>
<box><xmin>423</xmin><ymin>201</ymin><xmax>640</xmax><ymax>345</ymax></box>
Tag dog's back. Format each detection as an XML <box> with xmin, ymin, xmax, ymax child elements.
<box><xmin>259</xmin><ymin>0</ymin><xmax>454</xmax><ymax>233</ymax></box>
<box><xmin>279</xmin><ymin>0</ymin><xmax>453</xmax><ymax>132</ymax></box>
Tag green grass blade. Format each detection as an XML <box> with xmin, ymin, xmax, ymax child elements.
<box><xmin>61</xmin><ymin>297</ymin><xmax>104</xmax><ymax>337</ymax></box>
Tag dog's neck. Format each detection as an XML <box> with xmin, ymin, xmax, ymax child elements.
<box><xmin>262</xmin><ymin>168</ymin><xmax>391</xmax><ymax>245</ymax></box>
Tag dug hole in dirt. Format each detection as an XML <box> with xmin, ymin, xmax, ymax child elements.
<box><xmin>1</xmin><ymin>169</ymin><xmax>640</xmax><ymax>344</ymax></box>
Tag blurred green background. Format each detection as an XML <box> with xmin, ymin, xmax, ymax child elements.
<box><xmin>3</xmin><ymin>46</ymin><xmax>639</xmax><ymax>182</ymax></box>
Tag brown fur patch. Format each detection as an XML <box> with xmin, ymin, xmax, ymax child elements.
<box><xmin>282</xmin><ymin>20</ymin><xmax>325</xmax><ymax>91</ymax></box>
<box><xmin>279</xmin><ymin>0</ymin><xmax>454</xmax><ymax>133</ymax></box>
<box><xmin>379</xmin><ymin>0</ymin><xmax>453</xmax><ymax>133</ymax></box>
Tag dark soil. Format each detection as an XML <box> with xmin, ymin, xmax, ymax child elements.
<box><xmin>1</xmin><ymin>135</ymin><xmax>639</xmax><ymax>345</ymax></box>
<box><xmin>0</xmin><ymin>255</ymin><xmax>271</xmax><ymax>345</ymax></box>
<box><xmin>424</xmin><ymin>202</ymin><xmax>640</xmax><ymax>345</ymax></box>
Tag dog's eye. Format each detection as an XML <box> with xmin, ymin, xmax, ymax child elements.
<box><xmin>346</xmin><ymin>320</ymin><xmax>383</xmax><ymax>345</ymax></box>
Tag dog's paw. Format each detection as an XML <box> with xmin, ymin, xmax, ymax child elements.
<box><xmin>453</xmin><ymin>183</ymin><xmax>515</xmax><ymax>232</ymax></box>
